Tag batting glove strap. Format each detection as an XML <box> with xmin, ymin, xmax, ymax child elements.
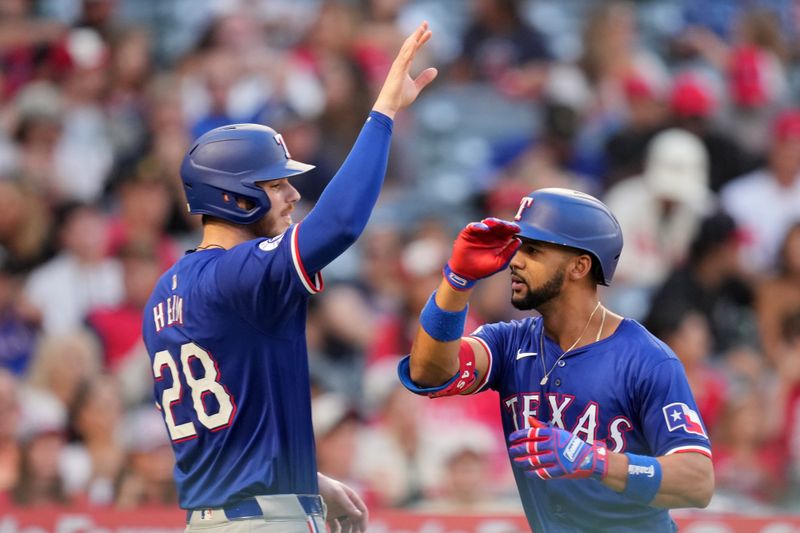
<box><xmin>508</xmin><ymin>424</ymin><xmax>608</xmax><ymax>481</ymax></box>
<box><xmin>443</xmin><ymin>263</ymin><xmax>477</xmax><ymax>291</ymax></box>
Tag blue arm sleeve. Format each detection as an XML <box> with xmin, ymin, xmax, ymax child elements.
<box><xmin>296</xmin><ymin>111</ymin><xmax>393</xmax><ymax>274</ymax></box>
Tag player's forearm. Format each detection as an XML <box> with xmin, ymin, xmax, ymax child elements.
<box><xmin>297</xmin><ymin>111</ymin><xmax>392</xmax><ymax>273</ymax></box>
<box><xmin>602</xmin><ymin>452</ymin><xmax>714</xmax><ymax>509</ymax></box>
<box><xmin>651</xmin><ymin>453</ymin><xmax>714</xmax><ymax>508</ymax></box>
<box><xmin>409</xmin><ymin>280</ymin><xmax>471</xmax><ymax>386</ymax></box>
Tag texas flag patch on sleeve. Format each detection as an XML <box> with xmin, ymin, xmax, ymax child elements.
<box><xmin>663</xmin><ymin>402</ymin><xmax>707</xmax><ymax>437</ymax></box>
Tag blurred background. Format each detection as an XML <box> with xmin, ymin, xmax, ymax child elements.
<box><xmin>0</xmin><ymin>0</ymin><xmax>799</xmax><ymax>528</ymax></box>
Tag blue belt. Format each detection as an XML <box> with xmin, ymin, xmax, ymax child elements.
<box><xmin>187</xmin><ymin>494</ymin><xmax>324</xmax><ymax>522</ymax></box>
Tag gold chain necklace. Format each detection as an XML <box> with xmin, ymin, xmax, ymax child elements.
<box><xmin>539</xmin><ymin>301</ymin><xmax>606</xmax><ymax>386</ymax></box>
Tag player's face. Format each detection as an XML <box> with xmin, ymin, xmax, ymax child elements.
<box><xmin>509</xmin><ymin>240</ymin><xmax>573</xmax><ymax>311</ymax></box>
<box><xmin>254</xmin><ymin>178</ymin><xmax>300</xmax><ymax>237</ymax></box>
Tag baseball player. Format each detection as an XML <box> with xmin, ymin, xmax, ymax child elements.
<box><xmin>142</xmin><ymin>23</ymin><xmax>437</xmax><ymax>532</ymax></box>
<box><xmin>398</xmin><ymin>188</ymin><xmax>714</xmax><ymax>532</ymax></box>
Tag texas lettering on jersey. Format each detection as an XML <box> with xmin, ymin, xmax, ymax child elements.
<box><xmin>504</xmin><ymin>392</ymin><xmax>634</xmax><ymax>452</ymax></box>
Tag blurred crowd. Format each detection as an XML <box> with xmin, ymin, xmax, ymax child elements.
<box><xmin>0</xmin><ymin>0</ymin><xmax>799</xmax><ymax>516</ymax></box>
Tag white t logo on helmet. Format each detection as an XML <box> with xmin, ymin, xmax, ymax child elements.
<box><xmin>514</xmin><ymin>197</ymin><xmax>534</xmax><ymax>221</ymax></box>
<box><xmin>273</xmin><ymin>133</ymin><xmax>291</xmax><ymax>159</ymax></box>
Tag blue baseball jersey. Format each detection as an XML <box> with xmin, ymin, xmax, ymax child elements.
<box><xmin>468</xmin><ymin>316</ymin><xmax>712</xmax><ymax>533</ymax></box>
<box><xmin>142</xmin><ymin>225</ymin><xmax>323</xmax><ymax>510</ymax></box>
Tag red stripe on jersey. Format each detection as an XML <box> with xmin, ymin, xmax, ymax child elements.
<box><xmin>291</xmin><ymin>224</ymin><xmax>323</xmax><ymax>294</ymax></box>
<box><xmin>666</xmin><ymin>445</ymin><xmax>713</xmax><ymax>459</ymax></box>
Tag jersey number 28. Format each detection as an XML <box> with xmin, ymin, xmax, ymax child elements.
<box><xmin>153</xmin><ymin>342</ymin><xmax>236</xmax><ymax>442</ymax></box>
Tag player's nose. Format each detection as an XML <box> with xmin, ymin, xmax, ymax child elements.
<box><xmin>509</xmin><ymin>250</ymin><xmax>525</xmax><ymax>270</ymax></box>
<box><xmin>287</xmin><ymin>182</ymin><xmax>301</xmax><ymax>203</ymax></box>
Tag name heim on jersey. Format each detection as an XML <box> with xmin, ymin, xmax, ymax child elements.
<box><xmin>153</xmin><ymin>295</ymin><xmax>184</xmax><ymax>332</ymax></box>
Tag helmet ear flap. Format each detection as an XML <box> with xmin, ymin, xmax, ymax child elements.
<box><xmin>180</xmin><ymin>123</ymin><xmax>313</xmax><ymax>225</ymax></box>
<box><xmin>183</xmin><ymin>180</ymin><xmax>271</xmax><ymax>224</ymax></box>
<box><xmin>222</xmin><ymin>189</ymin><xmax>272</xmax><ymax>221</ymax></box>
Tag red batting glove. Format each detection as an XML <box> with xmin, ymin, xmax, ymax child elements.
<box><xmin>444</xmin><ymin>218</ymin><xmax>521</xmax><ymax>291</ymax></box>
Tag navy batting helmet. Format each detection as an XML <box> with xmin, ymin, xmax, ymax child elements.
<box><xmin>180</xmin><ymin>124</ymin><xmax>314</xmax><ymax>224</ymax></box>
<box><xmin>513</xmin><ymin>188</ymin><xmax>623</xmax><ymax>285</ymax></box>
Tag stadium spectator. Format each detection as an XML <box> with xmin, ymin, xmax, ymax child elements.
<box><xmin>756</xmin><ymin>222</ymin><xmax>800</xmax><ymax>365</ymax></box>
<box><xmin>772</xmin><ymin>312</ymin><xmax>800</xmax><ymax>499</ymax></box>
<box><xmin>646</xmin><ymin>211</ymin><xmax>758</xmax><ymax>354</ymax></box>
<box><xmin>0</xmin><ymin>258</ymin><xmax>38</xmax><ymax>376</ymax></box>
<box><xmin>669</xmin><ymin>74</ymin><xmax>761</xmax><ymax>192</ymax></box>
<box><xmin>603</xmin><ymin>74</ymin><xmax>668</xmax><ymax>185</ymax></box>
<box><xmin>0</xmin><ymin>179</ymin><xmax>52</xmax><ymax>274</ymax></box>
<box><xmin>605</xmin><ymin>128</ymin><xmax>712</xmax><ymax>312</ymax></box>
<box><xmin>0</xmin><ymin>370</ymin><xmax>21</xmax><ymax>495</ymax></box>
<box><xmin>24</xmin><ymin>202</ymin><xmax>123</xmax><ymax>334</ymax></box>
<box><xmin>53</xmin><ymin>27</ymin><xmax>114</xmax><ymax>202</ymax></box>
<box><xmin>685</xmin><ymin>9</ymin><xmax>790</xmax><ymax>154</ymax></box>
<box><xmin>12</xmin><ymin>388</ymin><xmax>70</xmax><ymax>506</ymax></box>
<box><xmin>87</xmin><ymin>241</ymin><xmax>160</xmax><ymax>370</ymax></box>
<box><xmin>451</xmin><ymin>0</ymin><xmax>551</xmax><ymax>99</ymax></box>
<box><xmin>721</xmin><ymin>110</ymin><xmax>800</xmax><ymax>275</ymax></box>
<box><xmin>491</xmin><ymin>101</ymin><xmax>597</xmax><ymax>196</ymax></box>
<box><xmin>355</xmin><ymin>360</ymin><xmax>441</xmax><ymax>508</ymax></box>
<box><xmin>578</xmin><ymin>1</ymin><xmax>668</xmax><ymax>119</ymax></box>
<box><xmin>415</xmin><ymin>424</ymin><xmax>515</xmax><ymax>513</ymax></box>
<box><xmin>713</xmin><ymin>388</ymin><xmax>787</xmax><ymax>505</ymax></box>
<box><xmin>61</xmin><ymin>375</ymin><xmax>125</xmax><ymax>505</ymax></box>
<box><xmin>105</xmin><ymin>170</ymin><xmax>179</xmax><ymax>272</ymax></box>
<box><xmin>308</xmin><ymin>284</ymin><xmax>374</xmax><ymax>400</ymax></box>
<box><xmin>312</xmin><ymin>393</ymin><xmax>365</xmax><ymax>497</ymax></box>
<box><xmin>0</xmin><ymin>1</ymin><xmax>66</xmax><ymax>102</ymax></box>
<box><xmin>105</xmin><ymin>28</ymin><xmax>153</xmax><ymax>163</ymax></box>
<box><xmin>114</xmin><ymin>407</ymin><xmax>177</xmax><ymax>508</ymax></box>
<box><xmin>25</xmin><ymin>329</ymin><xmax>102</xmax><ymax>408</ymax></box>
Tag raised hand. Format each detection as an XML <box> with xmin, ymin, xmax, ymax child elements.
<box><xmin>444</xmin><ymin>218</ymin><xmax>521</xmax><ymax>291</ymax></box>
<box><xmin>508</xmin><ymin>417</ymin><xmax>608</xmax><ymax>481</ymax></box>
<box><xmin>372</xmin><ymin>21</ymin><xmax>438</xmax><ymax>119</ymax></box>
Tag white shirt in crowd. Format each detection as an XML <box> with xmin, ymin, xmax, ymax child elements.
<box><xmin>24</xmin><ymin>254</ymin><xmax>124</xmax><ymax>334</ymax></box>
<box><xmin>721</xmin><ymin>170</ymin><xmax>800</xmax><ymax>274</ymax></box>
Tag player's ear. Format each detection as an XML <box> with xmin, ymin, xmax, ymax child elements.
<box><xmin>567</xmin><ymin>253</ymin><xmax>593</xmax><ymax>281</ymax></box>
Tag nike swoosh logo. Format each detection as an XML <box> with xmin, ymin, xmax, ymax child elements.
<box><xmin>516</xmin><ymin>350</ymin><xmax>538</xmax><ymax>360</ymax></box>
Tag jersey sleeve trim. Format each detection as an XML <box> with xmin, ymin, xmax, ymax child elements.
<box><xmin>291</xmin><ymin>224</ymin><xmax>323</xmax><ymax>294</ymax></box>
<box><xmin>664</xmin><ymin>445</ymin><xmax>712</xmax><ymax>459</ymax></box>
<box><xmin>467</xmin><ymin>335</ymin><xmax>493</xmax><ymax>393</ymax></box>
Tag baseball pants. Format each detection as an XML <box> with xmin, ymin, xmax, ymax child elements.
<box><xmin>185</xmin><ymin>494</ymin><xmax>326</xmax><ymax>533</ymax></box>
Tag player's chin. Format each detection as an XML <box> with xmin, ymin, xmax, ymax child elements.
<box><xmin>511</xmin><ymin>280</ymin><xmax>528</xmax><ymax>300</ymax></box>
<box><xmin>510</xmin><ymin>291</ymin><xmax>524</xmax><ymax>307</ymax></box>
<box><xmin>511</xmin><ymin>291</ymin><xmax>535</xmax><ymax>311</ymax></box>
<box><xmin>276</xmin><ymin>215</ymin><xmax>293</xmax><ymax>232</ymax></box>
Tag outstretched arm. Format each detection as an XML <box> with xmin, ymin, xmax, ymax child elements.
<box><xmin>297</xmin><ymin>22</ymin><xmax>438</xmax><ymax>275</ymax></box>
<box><xmin>402</xmin><ymin>219</ymin><xmax>520</xmax><ymax>397</ymax></box>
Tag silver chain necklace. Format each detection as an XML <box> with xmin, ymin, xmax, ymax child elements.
<box><xmin>539</xmin><ymin>301</ymin><xmax>606</xmax><ymax>386</ymax></box>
